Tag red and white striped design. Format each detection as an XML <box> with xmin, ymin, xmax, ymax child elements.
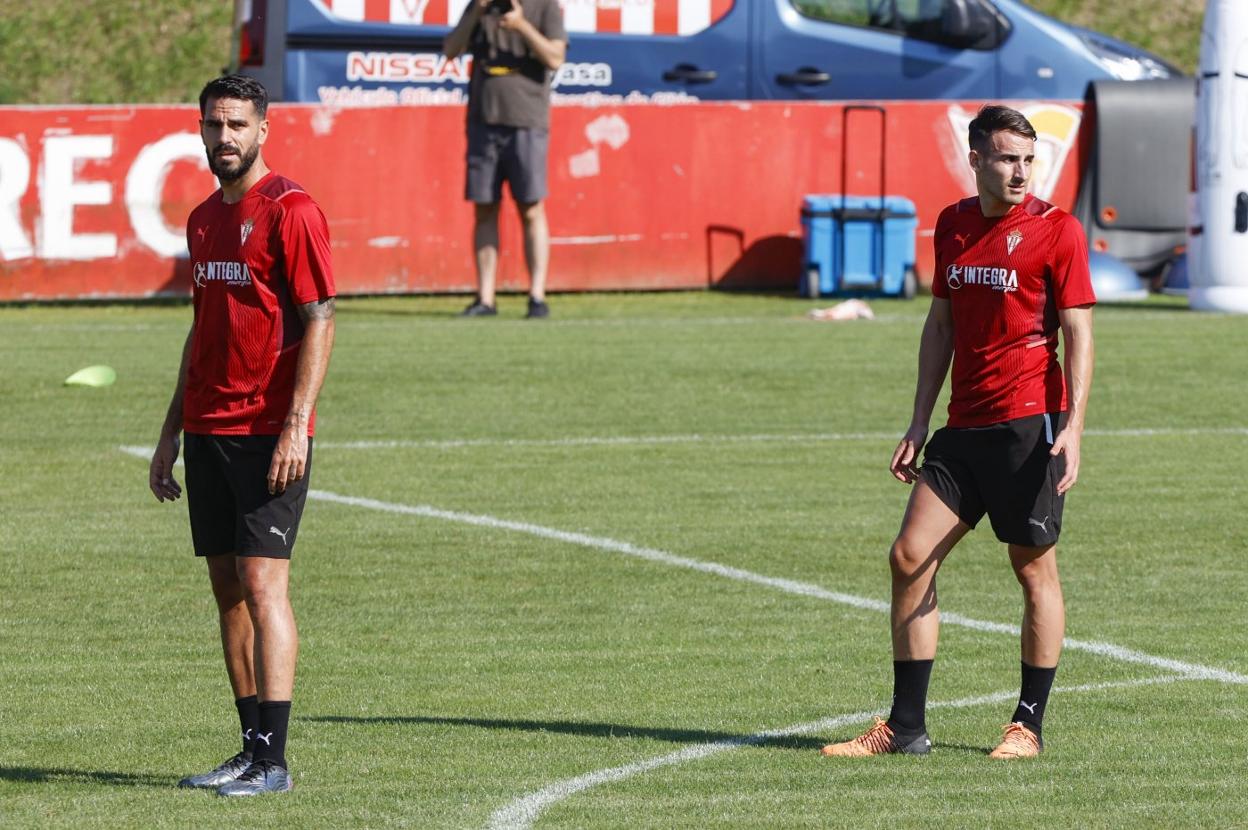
<box><xmin>316</xmin><ymin>0</ymin><xmax>733</xmax><ymax>34</ymax></box>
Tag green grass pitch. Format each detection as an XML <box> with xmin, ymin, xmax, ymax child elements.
<box><xmin>0</xmin><ymin>291</ymin><xmax>1244</xmax><ymax>828</ymax></box>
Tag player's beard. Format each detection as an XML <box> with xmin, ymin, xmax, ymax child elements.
<box><xmin>208</xmin><ymin>141</ymin><xmax>260</xmax><ymax>183</ymax></box>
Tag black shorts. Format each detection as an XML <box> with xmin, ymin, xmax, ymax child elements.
<box><xmin>465</xmin><ymin>122</ymin><xmax>549</xmax><ymax>204</ymax></box>
<box><xmin>920</xmin><ymin>412</ymin><xmax>1067</xmax><ymax>547</ymax></box>
<box><xmin>184</xmin><ymin>433</ymin><xmax>312</xmax><ymax>559</ymax></box>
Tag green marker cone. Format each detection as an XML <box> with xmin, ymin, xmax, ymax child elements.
<box><xmin>64</xmin><ymin>365</ymin><xmax>117</xmax><ymax>388</ymax></box>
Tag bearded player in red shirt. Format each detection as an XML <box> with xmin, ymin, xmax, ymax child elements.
<box><xmin>822</xmin><ymin>105</ymin><xmax>1095</xmax><ymax>760</ymax></box>
<box><xmin>148</xmin><ymin>75</ymin><xmax>335</xmax><ymax>795</ymax></box>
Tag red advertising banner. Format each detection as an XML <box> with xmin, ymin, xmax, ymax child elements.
<box><xmin>0</xmin><ymin>101</ymin><xmax>1084</xmax><ymax>301</ymax></box>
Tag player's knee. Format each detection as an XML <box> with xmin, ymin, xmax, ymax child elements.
<box><xmin>1012</xmin><ymin>556</ymin><xmax>1060</xmax><ymax>593</ymax></box>
<box><xmin>474</xmin><ymin>202</ymin><xmax>501</xmax><ymax>222</ymax></box>
<box><xmin>207</xmin><ymin>562</ymin><xmax>243</xmax><ymax>604</ymax></box>
<box><xmin>239</xmin><ymin>575</ymin><xmax>287</xmax><ymax>614</ymax></box>
<box><xmin>889</xmin><ymin>537</ymin><xmax>929</xmax><ymax>580</ymax></box>
<box><xmin>209</xmin><ymin>579</ymin><xmax>245</xmax><ymax>611</ymax></box>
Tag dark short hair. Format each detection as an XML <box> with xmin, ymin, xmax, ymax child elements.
<box><xmin>968</xmin><ymin>105</ymin><xmax>1036</xmax><ymax>153</ymax></box>
<box><xmin>198</xmin><ymin>74</ymin><xmax>269</xmax><ymax>118</ymax></box>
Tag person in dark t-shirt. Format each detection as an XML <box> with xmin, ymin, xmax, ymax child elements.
<box><xmin>821</xmin><ymin>105</ymin><xmax>1096</xmax><ymax>762</ymax></box>
<box><xmin>444</xmin><ymin>0</ymin><xmax>566</xmax><ymax>318</ymax></box>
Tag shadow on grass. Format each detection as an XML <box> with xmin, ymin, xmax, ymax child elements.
<box><xmin>0</xmin><ymin>766</ymin><xmax>171</xmax><ymax>787</ymax></box>
<box><xmin>304</xmin><ymin>713</ymin><xmax>826</xmax><ymax>751</ymax></box>
<box><xmin>0</xmin><ymin>295</ymin><xmax>192</xmax><ymax>310</ymax></box>
<box><xmin>334</xmin><ymin>302</ymin><xmax>467</xmax><ymax>320</ymax></box>
<box><xmin>1096</xmin><ymin>299</ymin><xmax>1190</xmax><ymax>312</ymax></box>
<box><xmin>928</xmin><ymin>742</ymin><xmax>994</xmax><ymax>757</ymax></box>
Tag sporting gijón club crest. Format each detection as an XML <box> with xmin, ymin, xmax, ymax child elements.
<box><xmin>1006</xmin><ymin>229</ymin><xmax>1023</xmax><ymax>255</ymax></box>
<box><xmin>240</xmin><ymin>218</ymin><xmax>255</xmax><ymax>246</ymax></box>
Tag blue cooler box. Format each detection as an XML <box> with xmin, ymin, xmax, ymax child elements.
<box><xmin>801</xmin><ymin>194</ymin><xmax>918</xmax><ymax>298</ymax></box>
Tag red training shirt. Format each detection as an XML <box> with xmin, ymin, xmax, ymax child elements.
<box><xmin>183</xmin><ymin>171</ymin><xmax>335</xmax><ymax>436</ymax></box>
<box><xmin>931</xmin><ymin>194</ymin><xmax>1095</xmax><ymax>428</ymax></box>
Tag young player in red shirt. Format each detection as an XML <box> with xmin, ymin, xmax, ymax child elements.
<box><xmin>149</xmin><ymin>74</ymin><xmax>335</xmax><ymax>795</ymax></box>
<box><xmin>822</xmin><ymin>105</ymin><xmax>1096</xmax><ymax>760</ymax></box>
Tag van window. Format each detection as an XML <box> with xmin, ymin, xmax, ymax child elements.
<box><xmin>790</xmin><ymin>0</ymin><xmax>1001</xmax><ymax>50</ymax></box>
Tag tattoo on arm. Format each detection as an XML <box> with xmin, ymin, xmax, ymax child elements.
<box><xmin>298</xmin><ymin>297</ymin><xmax>336</xmax><ymax>323</ymax></box>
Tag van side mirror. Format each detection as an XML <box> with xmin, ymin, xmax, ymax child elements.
<box><xmin>940</xmin><ymin>0</ymin><xmax>996</xmax><ymax>48</ymax></box>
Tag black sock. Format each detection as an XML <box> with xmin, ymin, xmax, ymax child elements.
<box><xmin>235</xmin><ymin>695</ymin><xmax>259</xmax><ymax>756</ymax></box>
<box><xmin>253</xmin><ymin>701</ymin><xmax>292</xmax><ymax>768</ymax></box>
<box><xmin>1011</xmin><ymin>662</ymin><xmax>1057</xmax><ymax>736</ymax></box>
<box><xmin>887</xmin><ymin>659</ymin><xmax>934</xmax><ymax>733</ymax></box>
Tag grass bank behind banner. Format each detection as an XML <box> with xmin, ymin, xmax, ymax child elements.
<box><xmin>0</xmin><ymin>1</ymin><xmax>1205</xmax><ymax>105</ymax></box>
<box><xmin>0</xmin><ymin>292</ymin><xmax>1244</xmax><ymax>828</ymax></box>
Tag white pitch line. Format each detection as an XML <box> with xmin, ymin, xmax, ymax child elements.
<box><xmin>332</xmin><ymin>314</ymin><xmax>913</xmax><ymax>330</ymax></box>
<box><xmin>316</xmin><ymin>432</ymin><xmax>893</xmax><ymax>451</ymax></box>
<box><xmin>121</xmin><ymin>445</ymin><xmax>177</xmax><ymax>464</ymax></box>
<box><xmin>486</xmin><ymin>675</ymin><xmax>1183</xmax><ymax>830</ymax></box>
<box><xmin>123</xmin><ymin>425</ymin><xmax>1248</xmax><ymax>457</ymax></box>
<box><xmin>306</xmin><ymin>489</ymin><xmax>1248</xmax><ymax>685</ymax></box>
<box><xmin>115</xmin><ymin>443</ymin><xmax>1248</xmax><ymax>685</ymax></box>
<box><xmin>117</xmin><ymin>441</ymin><xmax>1248</xmax><ymax>687</ymax></box>
<box><xmin>114</xmin><ymin>445</ymin><xmax>1246</xmax><ymax>825</ymax></box>
<box><xmin>1085</xmin><ymin>426</ymin><xmax>1248</xmax><ymax>437</ymax></box>
<box><xmin>313</xmin><ymin>425</ymin><xmax>1248</xmax><ymax>452</ymax></box>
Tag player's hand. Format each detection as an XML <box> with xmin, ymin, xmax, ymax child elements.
<box><xmin>268</xmin><ymin>423</ymin><xmax>308</xmax><ymax>495</ymax></box>
<box><xmin>149</xmin><ymin>432</ymin><xmax>183</xmax><ymax>502</ymax></box>
<box><xmin>500</xmin><ymin>0</ymin><xmax>524</xmax><ymax>29</ymax></box>
<box><xmin>890</xmin><ymin>425</ymin><xmax>928</xmax><ymax>484</ymax></box>
<box><xmin>1051</xmin><ymin>427</ymin><xmax>1081</xmax><ymax>495</ymax></box>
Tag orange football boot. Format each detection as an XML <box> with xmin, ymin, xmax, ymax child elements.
<box><xmin>988</xmin><ymin>722</ymin><xmax>1042</xmax><ymax>759</ymax></box>
<box><xmin>820</xmin><ymin>717</ymin><xmax>931</xmax><ymax>757</ymax></box>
